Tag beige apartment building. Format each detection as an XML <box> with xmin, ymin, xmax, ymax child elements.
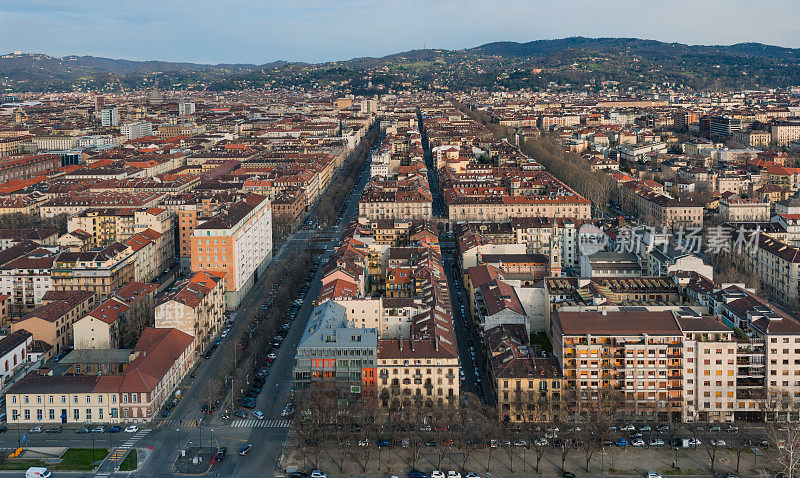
<box><xmin>155</xmin><ymin>271</ymin><xmax>226</xmax><ymax>354</ymax></box>
<box><xmin>486</xmin><ymin>324</ymin><xmax>562</xmax><ymax>422</ymax></box>
<box><xmin>772</xmin><ymin>121</ymin><xmax>800</xmax><ymax>146</ymax></box>
<box><xmin>678</xmin><ymin>316</ymin><xmax>737</xmax><ymax>423</ymax></box>
<box><xmin>719</xmin><ymin>197</ymin><xmax>771</xmax><ymax>222</ymax></box>
<box><xmin>447</xmin><ymin>196</ymin><xmax>592</xmax><ymax>222</ymax></box>
<box><xmin>749</xmin><ymin>236</ymin><xmax>800</xmax><ymax>305</ymax></box>
<box><xmin>11</xmin><ymin>290</ymin><xmax>96</xmax><ymax>354</ymax></box>
<box><xmin>51</xmin><ymin>243</ymin><xmax>135</xmax><ymax>301</ymax></box>
<box><xmin>6</xmin><ymin>327</ymin><xmax>195</xmax><ymax>424</ymax></box>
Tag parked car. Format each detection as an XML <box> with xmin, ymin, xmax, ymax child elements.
<box><xmin>615</xmin><ymin>438</ymin><xmax>628</xmax><ymax>447</ymax></box>
<box><xmin>234</xmin><ymin>410</ymin><xmax>248</xmax><ymax>419</ymax></box>
<box><xmin>646</xmin><ymin>473</ymin><xmax>663</xmax><ymax>478</ymax></box>
<box><xmin>29</xmin><ymin>426</ymin><xmax>42</xmax><ymax>433</ymax></box>
<box><xmin>108</xmin><ymin>426</ymin><xmax>121</xmax><ymax>433</ymax></box>
<box><xmin>253</xmin><ymin>411</ymin><xmax>264</xmax><ymax>420</ymax></box>
<box><xmin>75</xmin><ymin>427</ymin><xmax>89</xmax><ymax>434</ymax></box>
<box><xmin>46</xmin><ymin>426</ymin><xmax>62</xmax><ymax>434</ymax></box>
<box><xmin>310</xmin><ymin>471</ymin><xmax>327</xmax><ymax>478</ymax></box>
<box><xmin>409</xmin><ymin>471</ymin><xmax>426</xmax><ymax>478</ymax></box>
<box><xmin>650</xmin><ymin>439</ymin><xmax>665</xmax><ymax>446</ymax></box>
<box><xmin>91</xmin><ymin>426</ymin><xmax>105</xmax><ymax>433</ymax></box>
<box><xmin>431</xmin><ymin>472</ymin><xmax>445</xmax><ymax>478</ymax></box>
<box><xmin>125</xmin><ymin>425</ymin><xmax>139</xmax><ymax>433</ymax></box>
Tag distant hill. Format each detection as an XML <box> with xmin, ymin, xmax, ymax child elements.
<box><xmin>2</xmin><ymin>37</ymin><xmax>800</xmax><ymax>92</ymax></box>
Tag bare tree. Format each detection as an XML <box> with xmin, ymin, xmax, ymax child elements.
<box><xmin>768</xmin><ymin>419</ymin><xmax>800</xmax><ymax>478</ymax></box>
<box><xmin>702</xmin><ymin>428</ymin><xmax>723</xmax><ymax>472</ymax></box>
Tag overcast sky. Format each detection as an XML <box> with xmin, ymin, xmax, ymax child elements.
<box><xmin>1</xmin><ymin>0</ymin><xmax>799</xmax><ymax>64</ymax></box>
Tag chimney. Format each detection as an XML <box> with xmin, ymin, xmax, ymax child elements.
<box><xmin>601</xmin><ymin>309</ymin><xmax>607</xmax><ymax>316</ymax></box>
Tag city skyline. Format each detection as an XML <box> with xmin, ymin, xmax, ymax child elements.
<box><xmin>1</xmin><ymin>0</ymin><xmax>799</xmax><ymax>64</ymax></box>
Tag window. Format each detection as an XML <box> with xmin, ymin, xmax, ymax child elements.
<box><xmin>73</xmin><ymin>409</ymin><xmax>79</xmax><ymax>421</ymax></box>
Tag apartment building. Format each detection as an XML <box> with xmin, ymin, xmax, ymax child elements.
<box><xmin>719</xmin><ymin>197</ymin><xmax>771</xmax><ymax>222</ymax></box>
<box><xmin>11</xmin><ymin>290</ymin><xmax>96</xmax><ymax>354</ymax></box>
<box><xmin>155</xmin><ymin>271</ymin><xmax>226</xmax><ymax>354</ymax></box>
<box><xmin>293</xmin><ymin>301</ymin><xmax>378</xmax><ymax>403</ymax></box>
<box><xmin>486</xmin><ymin>324</ymin><xmax>562</xmax><ymax>422</ymax></box>
<box><xmin>771</xmin><ymin>121</ymin><xmax>800</xmax><ymax>146</ymax></box>
<box><xmin>6</xmin><ymin>326</ymin><xmax>195</xmax><ymax>424</ymax></box>
<box><xmin>551</xmin><ymin>308</ymin><xmax>684</xmax><ymax>420</ymax></box>
<box><xmin>73</xmin><ymin>282</ymin><xmax>157</xmax><ymax>350</ymax></box>
<box><xmin>678</xmin><ymin>316</ymin><xmax>737</xmax><ymax>423</ymax></box>
<box><xmin>749</xmin><ymin>235</ymin><xmax>800</xmax><ymax>305</ymax></box>
<box><xmin>51</xmin><ymin>243</ymin><xmax>135</xmax><ymax>301</ymax></box>
<box><xmin>190</xmin><ymin>194</ymin><xmax>272</xmax><ymax>309</ymax></box>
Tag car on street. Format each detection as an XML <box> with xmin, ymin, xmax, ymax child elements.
<box><xmin>0</xmin><ymin>426</ymin><xmax>7</xmax><ymax>433</ymax></box>
<box><xmin>562</xmin><ymin>472</ymin><xmax>576</xmax><ymax>478</ymax></box>
<box><xmin>253</xmin><ymin>411</ymin><xmax>264</xmax><ymax>420</ymax></box>
<box><xmin>646</xmin><ymin>472</ymin><xmax>663</xmax><ymax>478</ymax></box>
<box><xmin>234</xmin><ymin>410</ymin><xmax>248</xmax><ymax>419</ymax></box>
<box><xmin>29</xmin><ymin>426</ymin><xmax>42</xmax><ymax>433</ymax></box>
<box><xmin>431</xmin><ymin>472</ymin><xmax>445</xmax><ymax>478</ymax></box>
<box><xmin>534</xmin><ymin>438</ymin><xmax>548</xmax><ymax>446</ymax></box>
<box><xmin>447</xmin><ymin>472</ymin><xmax>461</xmax><ymax>478</ymax></box>
<box><xmin>631</xmin><ymin>438</ymin><xmax>646</xmax><ymax>447</ymax></box>
<box><xmin>310</xmin><ymin>472</ymin><xmax>327</xmax><ymax>478</ymax></box>
<box><xmin>465</xmin><ymin>473</ymin><xmax>480</xmax><ymax>478</ymax></box>
<box><xmin>91</xmin><ymin>426</ymin><xmax>105</xmax><ymax>433</ymax></box>
<box><xmin>214</xmin><ymin>447</ymin><xmax>227</xmax><ymax>462</ymax></box>
<box><xmin>409</xmin><ymin>471</ymin><xmax>426</xmax><ymax>478</ymax></box>
<box><xmin>726</xmin><ymin>425</ymin><xmax>739</xmax><ymax>432</ymax></box>
<box><xmin>513</xmin><ymin>439</ymin><xmax>527</xmax><ymax>447</ymax></box>
<box><xmin>639</xmin><ymin>425</ymin><xmax>651</xmax><ymax>431</ymax></box>
<box><xmin>45</xmin><ymin>426</ymin><xmax>62</xmax><ymax>433</ymax></box>
<box><xmin>75</xmin><ymin>427</ymin><xmax>89</xmax><ymax>434</ymax></box>
<box><xmin>709</xmin><ymin>426</ymin><xmax>721</xmax><ymax>433</ymax></box>
<box><xmin>108</xmin><ymin>426</ymin><xmax>121</xmax><ymax>433</ymax></box>
<box><xmin>687</xmin><ymin>438</ymin><xmax>702</xmax><ymax>446</ymax></box>
<box><xmin>615</xmin><ymin>438</ymin><xmax>628</xmax><ymax>447</ymax></box>
<box><xmin>377</xmin><ymin>439</ymin><xmax>390</xmax><ymax>447</ymax></box>
<box><xmin>620</xmin><ymin>424</ymin><xmax>635</xmax><ymax>431</ymax></box>
<box><xmin>238</xmin><ymin>444</ymin><xmax>253</xmax><ymax>456</ymax></box>
<box><xmin>125</xmin><ymin>426</ymin><xmax>139</xmax><ymax>433</ymax></box>
<box><xmin>650</xmin><ymin>439</ymin><xmax>665</xmax><ymax>446</ymax></box>
<box><xmin>711</xmin><ymin>439</ymin><xmax>726</xmax><ymax>446</ymax></box>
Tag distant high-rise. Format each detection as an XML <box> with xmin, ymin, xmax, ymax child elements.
<box><xmin>178</xmin><ymin>100</ymin><xmax>195</xmax><ymax>117</ymax></box>
<box><xmin>100</xmin><ymin>106</ymin><xmax>119</xmax><ymax>127</ymax></box>
<box><xmin>94</xmin><ymin>95</ymin><xmax>105</xmax><ymax>115</ymax></box>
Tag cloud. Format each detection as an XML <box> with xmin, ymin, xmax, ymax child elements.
<box><xmin>0</xmin><ymin>0</ymin><xmax>798</xmax><ymax>64</ymax></box>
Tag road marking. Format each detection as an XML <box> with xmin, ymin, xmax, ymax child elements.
<box><xmin>231</xmin><ymin>419</ymin><xmax>290</xmax><ymax>428</ymax></box>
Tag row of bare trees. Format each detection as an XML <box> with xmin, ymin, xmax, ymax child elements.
<box><xmin>315</xmin><ymin>125</ymin><xmax>379</xmax><ymax>228</ymax></box>
<box><xmin>292</xmin><ymin>382</ymin><xmax>800</xmax><ymax>476</ymax></box>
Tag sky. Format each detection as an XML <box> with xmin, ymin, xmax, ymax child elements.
<box><xmin>1</xmin><ymin>0</ymin><xmax>799</xmax><ymax>64</ymax></box>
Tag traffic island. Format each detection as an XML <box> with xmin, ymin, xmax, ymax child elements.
<box><xmin>173</xmin><ymin>446</ymin><xmax>216</xmax><ymax>474</ymax></box>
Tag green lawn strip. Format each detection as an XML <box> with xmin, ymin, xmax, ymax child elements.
<box><xmin>119</xmin><ymin>449</ymin><xmax>138</xmax><ymax>471</ymax></box>
<box><xmin>0</xmin><ymin>448</ymin><xmax>110</xmax><ymax>471</ymax></box>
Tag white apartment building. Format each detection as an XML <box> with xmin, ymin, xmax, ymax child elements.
<box><xmin>120</xmin><ymin>122</ymin><xmax>153</xmax><ymax>141</ymax></box>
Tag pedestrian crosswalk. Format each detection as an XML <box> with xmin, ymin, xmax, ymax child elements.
<box><xmin>154</xmin><ymin>418</ymin><xmax>202</xmax><ymax>430</ymax></box>
<box><xmin>118</xmin><ymin>428</ymin><xmax>150</xmax><ymax>450</ymax></box>
<box><xmin>232</xmin><ymin>419</ymin><xmax>290</xmax><ymax>428</ymax></box>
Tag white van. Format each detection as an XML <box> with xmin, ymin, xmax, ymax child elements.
<box><xmin>26</xmin><ymin>467</ymin><xmax>51</xmax><ymax>478</ymax></box>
